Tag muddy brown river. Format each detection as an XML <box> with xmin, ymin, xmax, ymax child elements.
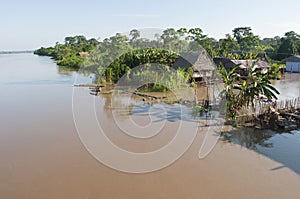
<box><xmin>1</xmin><ymin>53</ymin><xmax>300</xmax><ymax>198</ymax></box>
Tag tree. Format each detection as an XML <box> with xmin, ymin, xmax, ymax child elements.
<box><xmin>218</xmin><ymin>62</ymin><xmax>280</xmax><ymax>120</ymax></box>
<box><xmin>94</xmin><ymin>48</ymin><xmax>179</xmax><ymax>84</ymax></box>
<box><xmin>129</xmin><ymin>29</ymin><xmax>141</xmax><ymax>48</ymax></box>
<box><xmin>218</xmin><ymin>34</ymin><xmax>240</xmax><ymax>56</ymax></box>
<box><xmin>35</xmin><ymin>27</ymin><xmax>300</xmax><ymax>73</ymax></box>
<box><xmin>74</xmin><ymin>35</ymin><xmax>87</xmax><ymax>44</ymax></box>
<box><xmin>88</xmin><ymin>38</ymin><xmax>100</xmax><ymax>46</ymax></box>
<box><xmin>260</xmin><ymin>36</ymin><xmax>281</xmax><ymax>60</ymax></box>
<box><xmin>276</xmin><ymin>31</ymin><xmax>300</xmax><ymax>60</ymax></box>
<box><xmin>187</xmin><ymin>28</ymin><xmax>209</xmax><ymax>50</ymax></box>
<box><xmin>65</xmin><ymin>36</ymin><xmax>76</xmax><ymax>45</ymax></box>
<box><xmin>237</xmin><ymin>65</ymin><xmax>280</xmax><ymax>109</ymax></box>
<box><xmin>232</xmin><ymin>27</ymin><xmax>259</xmax><ymax>52</ymax></box>
<box><xmin>161</xmin><ymin>28</ymin><xmax>180</xmax><ymax>50</ymax></box>
<box><xmin>218</xmin><ymin>66</ymin><xmax>241</xmax><ymax>119</ymax></box>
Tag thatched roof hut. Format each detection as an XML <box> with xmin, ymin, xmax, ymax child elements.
<box><xmin>78</xmin><ymin>52</ymin><xmax>90</xmax><ymax>57</ymax></box>
<box><xmin>172</xmin><ymin>51</ymin><xmax>215</xmax><ymax>81</ymax></box>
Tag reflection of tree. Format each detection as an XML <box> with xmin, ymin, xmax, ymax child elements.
<box><xmin>98</xmin><ymin>91</ymin><xmax>138</xmax><ymax>120</ymax></box>
<box><xmin>94</xmin><ymin>90</ymin><xmax>199</xmax><ymax>123</ymax></box>
<box><xmin>58</xmin><ymin>65</ymin><xmax>93</xmax><ymax>77</ymax></box>
<box><xmin>102</xmin><ymin>93</ymin><xmax>113</xmax><ymax>119</ymax></box>
<box><xmin>57</xmin><ymin>65</ymin><xmax>76</xmax><ymax>76</ymax></box>
<box><xmin>221</xmin><ymin>129</ymin><xmax>274</xmax><ymax>150</ymax></box>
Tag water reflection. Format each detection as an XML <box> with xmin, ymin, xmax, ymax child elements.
<box><xmin>100</xmin><ymin>92</ymin><xmax>197</xmax><ymax>123</ymax></box>
<box><xmin>221</xmin><ymin>128</ymin><xmax>274</xmax><ymax>149</ymax></box>
<box><xmin>0</xmin><ymin>53</ymin><xmax>91</xmax><ymax>85</ymax></box>
<box><xmin>221</xmin><ymin>128</ymin><xmax>300</xmax><ymax>174</ymax></box>
<box><xmin>274</xmin><ymin>73</ymin><xmax>300</xmax><ymax>100</ymax></box>
<box><xmin>95</xmin><ymin>90</ymin><xmax>224</xmax><ymax>127</ymax></box>
<box><xmin>2</xmin><ymin>53</ymin><xmax>300</xmax><ymax>198</ymax></box>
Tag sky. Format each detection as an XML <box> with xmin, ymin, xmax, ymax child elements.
<box><xmin>1</xmin><ymin>0</ymin><xmax>300</xmax><ymax>51</ymax></box>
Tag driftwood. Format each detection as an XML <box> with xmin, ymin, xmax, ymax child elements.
<box><xmin>74</xmin><ymin>84</ymin><xmax>104</xmax><ymax>87</ymax></box>
<box><xmin>133</xmin><ymin>91</ymin><xmax>167</xmax><ymax>99</ymax></box>
<box><xmin>121</xmin><ymin>90</ymin><xmax>167</xmax><ymax>100</ymax></box>
<box><xmin>235</xmin><ymin>97</ymin><xmax>300</xmax><ymax>131</ymax></box>
<box><xmin>280</xmin><ymin>112</ymin><xmax>300</xmax><ymax>120</ymax></box>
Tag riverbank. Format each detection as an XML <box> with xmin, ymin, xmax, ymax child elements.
<box><xmin>88</xmin><ymin>82</ymin><xmax>300</xmax><ymax>132</ymax></box>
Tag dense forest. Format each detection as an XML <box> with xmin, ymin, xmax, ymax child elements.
<box><xmin>34</xmin><ymin>27</ymin><xmax>300</xmax><ymax>84</ymax></box>
<box><xmin>34</xmin><ymin>35</ymin><xmax>100</xmax><ymax>68</ymax></box>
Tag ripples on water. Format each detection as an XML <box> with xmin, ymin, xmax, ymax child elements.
<box><xmin>0</xmin><ymin>53</ymin><xmax>300</xmax><ymax>198</ymax></box>
<box><xmin>222</xmin><ymin>129</ymin><xmax>300</xmax><ymax>174</ymax></box>
<box><xmin>1</xmin><ymin>53</ymin><xmax>300</xmax><ymax>174</ymax></box>
<box><xmin>0</xmin><ymin>53</ymin><xmax>90</xmax><ymax>86</ymax></box>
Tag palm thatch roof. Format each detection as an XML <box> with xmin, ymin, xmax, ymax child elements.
<box><xmin>172</xmin><ymin>50</ymin><xmax>215</xmax><ymax>78</ymax></box>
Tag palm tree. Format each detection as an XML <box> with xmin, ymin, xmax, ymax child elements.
<box><xmin>218</xmin><ymin>62</ymin><xmax>280</xmax><ymax>120</ymax></box>
<box><xmin>237</xmin><ymin>64</ymin><xmax>280</xmax><ymax>109</ymax></box>
<box><xmin>218</xmin><ymin>65</ymin><xmax>242</xmax><ymax>119</ymax></box>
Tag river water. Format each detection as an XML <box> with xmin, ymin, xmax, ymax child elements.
<box><xmin>1</xmin><ymin>53</ymin><xmax>300</xmax><ymax>199</ymax></box>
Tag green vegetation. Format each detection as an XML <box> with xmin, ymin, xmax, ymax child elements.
<box><xmin>218</xmin><ymin>63</ymin><xmax>280</xmax><ymax>119</ymax></box>
<box><xmin>95</xmin><ymin>48</ymin><xmax>179</xmax><ymax>83</ymax></box>
<box><xmin>34</xmin><ymin>27</ymin><xmax>292</xmax><ymax>95</ymax></box>
<box><xmin>93</xmin><ymin>47</ymin><xmax>193</xmax><ymax>92</ymax></box>
<box><xmin>35</xmin><ymin>27</ymin><xmax>300</xmax><ymax>71</ymax></box>
<box><xmin>34</xmin><ymin>28</ymin><xmax>286</xmax><ymax>121</ymax></box>
<box><xmin>34</xmin><ymin>35</ymin><xmax>100</xmax><ymax>68</ymax></box>
<box><xmin>192</xmin><ymin>104</ymin><xmax>210</xmax><ymax>116</ymax></box>
<box><xmin>122</xmin><ymin>66</ymin><xmax>192</xmax><ymax>92</ymax></box>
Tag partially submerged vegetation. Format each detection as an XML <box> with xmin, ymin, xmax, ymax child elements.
<box><xmin>34</xmin><ymin>35</ymin><xmax>100</xmax><ymax>68</ymax></box>
<box><xmin>34</xmin><ymin>27</ymin><xmax>300</xmax><ymax>130</ymax></box>
<box><xmin>217</xmin><ymin>63</ymin><xmax>280</xmax><ymax>120</ymax></box>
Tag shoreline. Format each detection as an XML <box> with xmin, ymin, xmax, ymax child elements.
<box><xmin>87</xmin><ymin>83</ymin><xmax>300</xmax><ymax>132</ymax></box>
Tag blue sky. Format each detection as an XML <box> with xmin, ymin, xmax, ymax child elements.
<box><xmin>1</xmin><ymin>0</ymin><xmax>300</xmax><ymax>50</ymax></box>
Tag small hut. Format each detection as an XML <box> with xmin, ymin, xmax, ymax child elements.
<box><xmin>78</xmin><ymin>52</ymin><xmax>90</xmax><ymax>57</ymax></box>
<box><xmin>213</xmin><ymin>58</ymin><xmax>271</xmax><ymax>75</ymax></box>
<box><xmin>172</xmin><ymin>50</ymin><xmax>215</xmax><ymax>82</ymax></box>
<box><xmin>285</xmin><ymin>55</ymin><xmax>300</xmax><ymax>72</ymax></box>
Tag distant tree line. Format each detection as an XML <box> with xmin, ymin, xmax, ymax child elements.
<box><xmin>35</xmin><ymin>27</ymin><xmax>300</xmax><ymax>70</ymax></box>
<box><xmin>34</xmin><ymin>27</ymin><xmax>300</xmax><ymax>89</ymax></box>
<box><xmin>34</xmin><ymin>35</ymin><xmax>100</xmax><ymax>68</ymax></box>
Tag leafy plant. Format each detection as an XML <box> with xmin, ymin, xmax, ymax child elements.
<box><xmin>218</xmin><ymin>62</ymin><xmax>280</xmax><ymax>120</ymax></box>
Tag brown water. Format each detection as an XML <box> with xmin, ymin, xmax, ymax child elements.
<box><xmin>274</xmin><ymin>73</ymin><xmax>300</xmax><ymax>100</ymax></box>
<box><xmin>1</xmin><ymin>53</ymin><xmax>300</xmax><ymax>199</ymax></box>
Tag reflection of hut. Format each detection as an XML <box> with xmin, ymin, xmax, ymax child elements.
<box><xmin>172</xmin><ymin>51</ymin><xmax>215</xmax><ymax>82</ymax></box>
<box><xmin>213</xmin><ymin>58</ymin><xmax>271</xmax><ymax>76</ymax></box>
